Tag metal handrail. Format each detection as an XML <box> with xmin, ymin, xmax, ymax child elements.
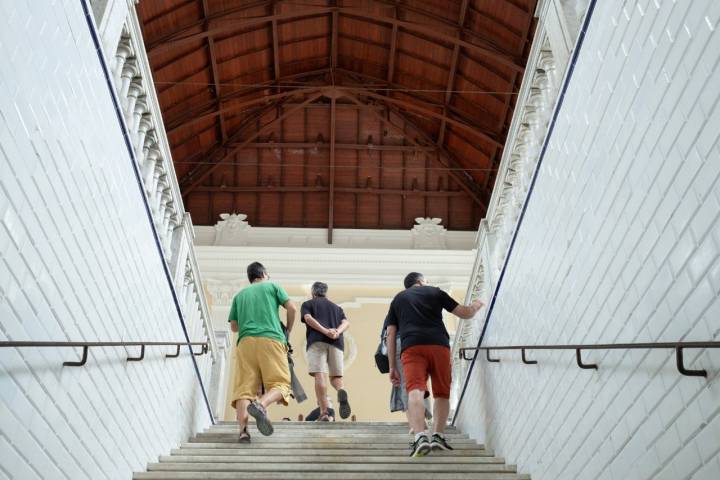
<box><xmin>0</xmin><ymin>341</ymin><xmax>209</xmax><ymax>367</ymax></box>
<box><xmin>458</xmin><ymin>341</ymin><xmax>720</xmax><ymax>377</ymax></box>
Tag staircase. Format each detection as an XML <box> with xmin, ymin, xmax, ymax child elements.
<box><xmin>134</xmin><ymin>421</ymin><xmax>529</xmax><ymax>479</ymax></box>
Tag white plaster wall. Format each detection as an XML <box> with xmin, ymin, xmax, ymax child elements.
<box><xmin>0</xmin><ymin>1</ymin><xmax>212</xmax><ymax>478</ymax></box>
<box><xmin>456</xmin><ymin>1</ymin><xmax>720</xmax><ymax>479</ymax></box>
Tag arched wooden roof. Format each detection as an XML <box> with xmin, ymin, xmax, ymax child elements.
<box><xmin>138</xmin><ymin>0</ymin><xmax>537</xmax><ymax>235</ymax></box>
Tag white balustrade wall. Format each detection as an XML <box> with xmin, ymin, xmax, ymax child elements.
<box><xmin>0</xmin><ymin>1</ymin><xmax>220</xmax><ymax>478</ymax></box>
<box><xmin>452</xmin><ymin>1</ymin><xmax>720</xmax><ymax>479</ymax></box>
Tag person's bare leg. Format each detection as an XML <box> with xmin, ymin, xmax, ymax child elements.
<box><xmin>432</xmin><ymin>397</ymin><xmax>449</xmax><ymax>434</ymax></box>
<box><xmin>314</xmin><ymin>373</ymin><xmax>330</xmax><ymax>414</ymax></box>
<box><xmin>407</xmin><ymin>389</ymin><xmax>426</xmax><ymax>435</ymax></box>
<box><xmin>236</xmin><ymin>399</ymin><xmax>250</xmax><ymax>430</ymax></box>
<box><xmin>258</xmin><ymin>387</ymin><xmax>284</xmax><ymax>409</ymax></box>
<box><xmin>329</xmin><ymin>376</ymin><xmax>344</xmax><ymax>391</ymax></box>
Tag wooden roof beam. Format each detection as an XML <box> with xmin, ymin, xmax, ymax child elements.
<box><xmin>328</xmin><ymin>93</ymin><xmax>337</xmax><ymax>243</ymax></box>
<box><xmin>271</xmin><ymin>3</ymin><xmax>280</xmax><ymax>81</ymax></box>
<box><xmin>438</xmin><ymin>0</ymin><xmax>470</xmax><ymax>146</ymax></box>
<box><xmin>342</xmin><ymin>87</ymin><xmax>503</xmax><ymax>149</ymax></box>
<box><xmin>181</xmin><ymin>91</ymin><xmax>324</xmax><ymax>193</ymax></box>
<box><xmin>166</xmin><ymin>87</ymin><xmax>322</xmax><ymax>134</ymax></box>
<box><xmin>201</xmin><ymin>0</ymin><xmax>226</xmax><ymax>143</ymax></box>
<box><xmin>230</xmin><ymin>142</ymin><xmax>437</xmax><ymax>151</ymax></box>
<box><xmin>341</xmin><ymin>92</ymin><xmax>486</xmax><ymax>209</ymax></box>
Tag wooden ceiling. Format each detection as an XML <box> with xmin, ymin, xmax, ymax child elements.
<box><xmin>137</xmin><ymin>0</ymin><xmax>537</xmax><ymax>237</ymax></box>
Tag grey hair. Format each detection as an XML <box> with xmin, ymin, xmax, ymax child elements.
<box><xmin>311</xmin><ymin>281</ymin><xmax>328</xmax><ymax>297</ymax></box>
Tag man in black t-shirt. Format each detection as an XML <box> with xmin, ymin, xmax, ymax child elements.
<box><xmin>301</xmin><ymin>282</ymin><xmax>352</xmax><ymax>420</ymax></box>
<box><xmin>386</xmin><ymin>272</ymin><xmax>484</xmax><ymax>457</ymax></box>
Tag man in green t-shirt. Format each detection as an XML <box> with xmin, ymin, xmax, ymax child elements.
<box><xmin>228</xmin><ymin>262</ymin><xmax>296</xmax><ymax>442</ymax></box>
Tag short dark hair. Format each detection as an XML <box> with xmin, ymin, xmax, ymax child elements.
<box><xmin>404</xmin><ymin>272</ymin><xmax>424</xmax><ymax>289</ymax></box>
<box><xmin>247</xmin><ymin>262</ymin><xmax>267</xmax><ymax>282</ymax></box>
<box><xmin>311</xmin><ymin>282</ymin><xmax>328</xmax><ymax>297</ymax></box>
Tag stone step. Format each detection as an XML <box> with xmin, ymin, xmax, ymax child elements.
<box><xmin>146</xmin><ymin>463</ymin><xmax>518</xmax><ymax>473</ymax></box>
<box><xmin>208</xmin><ymin>421</ymin><xmax>459</xmax><ymax>433</ymax></box>
<box><xmin>171</xmin><ymin>448</ymin><xmax>495</xmax><ymax>457</ymax></box>
<box><xmin>134</xmin><ymin>472</ymin><xmax>531</xmax><ymax>480</ymax></box>
<box><xmin>182</xmin><ymin>442</ymin><xmax>484</xmax><ymax>450</ymax></box>
<box><xmin>215</xmin><ymin>421</ymin><xmax>411</xmax><ymax>427</ymax></box>
<box><xmin>160</xmin><ymin>455</ymin><xmax>505</xmax><ymax>464</ymax></box>
<box><xmin>207</xmin><ymin>427</ymin><xmax>458</xmax><ymax>434</ymax></box>
<box><xmin>194</xmin><ymin>433</ymin><xmax>471</xmax><ymax>441</ymax></box>
<box><xmin>204</xmin><ymin>429</ymin><xmax>468</xmax><ymax>438</ymax></box>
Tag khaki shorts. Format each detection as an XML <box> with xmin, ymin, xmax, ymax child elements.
<box><xmin>307</xmin><ymin>341</ymin><xmax>344</xmax><ymax>377</ymax></box>
<box><xmin>231</xmin><ymin>336</ymin><xmax>291</xmax><ymax>409</ymax></box>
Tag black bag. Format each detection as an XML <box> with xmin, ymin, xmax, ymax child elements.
<box><xmin>374</xmin><ymin>329</ymin><xmax>390</xmax><ymax>374</ymax></box>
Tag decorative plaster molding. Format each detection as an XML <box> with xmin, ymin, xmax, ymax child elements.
<box><xmin>214</xmin><ymin>213</ymin><xmax>251</xmax><ymax>246</ymax></box>
<box><xmin>195</xmin><ymin>224</ymin><xmax>475</xmax><ymax>250</ymax></box>
<box><xmin>411</xmin><ymin>218</ymin><xmax>447</xmax><ymax>249</ymax></box>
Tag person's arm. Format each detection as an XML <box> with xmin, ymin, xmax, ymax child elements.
<box><xmin>452</xmin><ymin>299</ymin><xmax>485</xmax><ymax>319</ymax></box>
<box><xmin>336</xmin><ymin>318</ymin><xmax>350</xmax><ymax>334</ymax></box>
<box><xmin>283</xmin><ymin>300</ymin><xmax>296</xmax><ymax>334</ymax></box>
<box><xmin>303</xmin><ymin>313</ymin><xmax>331</xmax><ymax>337</ymax></box>
<box><xmin>387</xmin><ymin>324</ymin><xmax>400</xmax><ymax>386</ymax></box>
<box><xmin>228</xmin><ymin>297</ymin><xmax>239</xmax><ymax>333</ymax></box>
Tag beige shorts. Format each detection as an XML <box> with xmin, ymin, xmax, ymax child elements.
<box><xmin>231</xmin><ymin>336</ymin><xmax>291</xmax><ymax>409</ymax></box>
<box><xmin>307</xmin><ymin>341</ymin><xmax>344</xmax><ymax>377</ymax></box>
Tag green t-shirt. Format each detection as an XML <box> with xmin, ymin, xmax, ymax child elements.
<box><xmin>228</xmin><ymin>281</ymin><xmax>290</xmax><ymax>345</ymax></box>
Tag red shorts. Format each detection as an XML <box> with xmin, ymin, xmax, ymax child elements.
<box><xmin>401</xmin><ymin>344</ymin><xmax>451</xmax><ymax>399</ymax></box>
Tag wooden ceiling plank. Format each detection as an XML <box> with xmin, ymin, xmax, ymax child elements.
<box><xmin>182</xmin><ymin>92</ymin><xmax>324</xmax><ymax>193</ymax></box>
<box><xmin>237</xmin><ymin>142</ymin><xmax>435</xmax><ymax>151</ymax></box>
<box><xmin>193</xmin><ymin>186</ymin><xmax>469</xmax><ymax>196</ymax></box>
<box><xmin>147</xmin><ymin>7</ymin><xmax>525</xmax><ymax>73</ymax></box>
<box><xmin>144</xmin><ymin>0</ymin><xmax>272</xmax><ymax>47</ymax></box>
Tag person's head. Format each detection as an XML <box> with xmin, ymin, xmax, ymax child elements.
<box><xmin>403</xmin><ymin>272</ymin><xmax>426</xmax><ymax>289</ymax></box>
<box><xmin>311</xmin><ymin>281</ymin><xmax>328</xmax><ymax>298</ymax></box>
<box><xmin>247</xmin><ymin>262</ymin><xmax>269</xmax><ymax>283</ymax></box>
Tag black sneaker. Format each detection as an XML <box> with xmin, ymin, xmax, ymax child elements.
<box><xmin>409</xmin><ymin>434</ymin><xmax>431</xmax><ymax>457</ymax></box>
<box><xmin>430</xmin><ymin>433</ymin><xmax>453</xmax><ymax>451</ymax></box>
<box><xmin>238</xmin><ymin>428</ymin><xmax>251</xmax><ymax>444</ymax></box>
<box><xmin>247</xmin><ymin>400</ymin><xmax>274</xmax><ymax>436</ymax></box>
<box><xmin>337</xmin><ymin>389</ymin><xmax>352</xmax><ymax>419</ymax></box>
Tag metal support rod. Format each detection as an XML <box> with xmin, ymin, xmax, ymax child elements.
<box><xmin>127</xmin><ymin>345</ymin><xmax>146</xmax><ymax>362</ymax></box>
<box><xmin>63</xmin><ymin>346</ymin><xmax>89</xmax><ymax>367</ymax></box>
<box><xmin>486</xmin><ymin>349</ymin><xmax>500</xmax><ymax>363</ymax></box>
<box><xmin>575</xmin><ymin>349</ymin><xmax>598</xmax><ymax>370</ymax></box>
<box><xmin>521</xmin><ymin>348</ymin><xmax>537</xmax><ymax>365</ymax></box>
<box><xmin>193</xmin><ymin>345</ymin><xmax>206</xmax><ymax>356</ymax></box>
<box><xmin>166</xmin><ymin>345</ymin><xmax>181</xmax><ymax>358</ymax></box>
<box><xmin>676</xmin><ymin>347</ymin><xmax>707</xmax><ymax>377</ymax></box>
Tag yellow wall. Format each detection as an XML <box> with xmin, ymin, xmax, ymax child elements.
<box><xmin>221</xmin><ymin>284</ymin><xmax>461</xmax><ymax>422</ymax></box>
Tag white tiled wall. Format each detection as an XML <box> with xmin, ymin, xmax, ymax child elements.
<box><xmin>456</xmin><ymin>1</ymin><xmax>720</xmax><ymax>479</ymax></box>
<box><xmin>0</xmin><ymin>1</ymin><xmax>212</xmax><ymax>478</ymax></box>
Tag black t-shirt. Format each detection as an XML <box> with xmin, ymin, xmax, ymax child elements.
<box><xmin>384</xmin><ymin>285</ymin><xmax>459</xmax><ymax>352</ymax></box>
<box><xmin>301</xmin><ymin>297</ymin><xmax>347</xmax><ymax>351</ymax></box>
